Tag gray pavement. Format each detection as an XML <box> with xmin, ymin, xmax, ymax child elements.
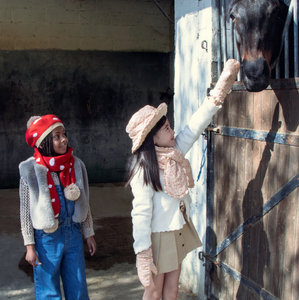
<box><xmin>0</xmin><ymin>185</ymin><xmax>197</xmax><ymax>299</ymax></box>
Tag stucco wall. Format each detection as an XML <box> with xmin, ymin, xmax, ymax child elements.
<box><xmin>0</xmin><ymin>0</ymin><xmax>174</xmax><ymax>52</ymax></box>
<box><xmin>174</xmin><ymin>0</ymin><xmax>212</xmax><ymax>298</ymax></box>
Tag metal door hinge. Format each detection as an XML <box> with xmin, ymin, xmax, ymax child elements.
<box><xmin>207</xmin><ymin>126</ymin><xmax>221</xmax><ymax>133</ymax></box>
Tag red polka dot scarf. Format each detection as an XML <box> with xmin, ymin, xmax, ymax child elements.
<box><xmin>155</xmin><ymin>146</ymin><xmax>194</xmax><ymax>199</ymax></box>
<box><xmin>34</xmin><ymin>147</ymin><xmax>76</xmax><ymax>218</ymax></box>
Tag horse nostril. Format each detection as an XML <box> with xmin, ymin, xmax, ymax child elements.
<box><xmin>243</xmin><ymin>58</ymin><xmax>270</xmax><ymax>79</ymax></box>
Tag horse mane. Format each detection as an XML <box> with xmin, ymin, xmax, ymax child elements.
<box><xmin>229</xmin><ymin>0</ymin><xmax>285</xmax><ymax>11</ymax></box>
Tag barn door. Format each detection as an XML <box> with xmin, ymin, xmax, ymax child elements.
<box><xmin>201</xmin><ymin>78</ymin><xmax>299</xmax><ymax>300</ymax></box>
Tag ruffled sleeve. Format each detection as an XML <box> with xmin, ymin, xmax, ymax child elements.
<box><xmin>19</xmin><ymin>177</ymin><xmax>35</xmax><ymax>246</ymax></box>
<box><xmin>81</xmin><ymin>205</ymin><xmax>95</xmax><ymax>238</ymax></box>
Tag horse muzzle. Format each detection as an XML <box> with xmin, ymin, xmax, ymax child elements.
<box><xmin>242</xmin><ymin>57</ymin><xmax>270</xmax><ymax>92</ymax></box>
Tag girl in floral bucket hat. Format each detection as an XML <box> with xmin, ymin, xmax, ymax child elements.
<box><xmin>126</xmin><ymin>59</ymin><xmax>240</xmax><ymax>299</ymax></box>
<box><xmin>19</xmin><ymin>114</ymin><xmax>96</xmax><ymax>299</ymax></box>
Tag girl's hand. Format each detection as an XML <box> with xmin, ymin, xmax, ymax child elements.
<box><xmin>86</xmin><ymin>236</ymin><xmax>97</xmax><ymax>256</ymax></box>
<box><xmin>210</xmin><ymin>59</ymin><xmax>240</xmax><ymax>105</ymax></box>
<box><xmin>137</xmin><ymin>247</ymin><xmax>158</xmax><ymax>287</ymax></box>
<box><xmin>26</xmin><ymin>244</ymin><xmax>41</xmax><ymax>267</ymax></box>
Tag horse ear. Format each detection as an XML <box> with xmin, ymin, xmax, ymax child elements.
<box><xmin>283</xmin><ymin>0</ymin><xmax>291</xmax><ymax>6</ymax></box>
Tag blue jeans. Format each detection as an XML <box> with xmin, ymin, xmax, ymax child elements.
<box><xmin>33</xmin><ymin>184</ymin><xmax>89</xmax><ymax>300</ymax></box>
<box><xmin>34</xmin><ymin>223</ymin><xmax>89</xmax><ymax>300</ymax></box>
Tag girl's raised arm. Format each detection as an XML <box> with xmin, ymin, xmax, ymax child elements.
<box><xmin>175</xmin><ymin>59</ymin><xmax>240</xmax><ymax>155</ymax></box>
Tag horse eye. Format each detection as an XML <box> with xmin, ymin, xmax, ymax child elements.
<box><xmin>230</xmin><ymin>13</ymin><xmax>235</xmax><ymax>21</ymax></box>
<box><xmin>268</xmin><ymin>5</ymin><xmax>279</xmax><ymax>16</ymax></box>
<box><xmin>272</xmin><ymin>7</ymin><xmax>280</xmax><ymax>15</ymax></box>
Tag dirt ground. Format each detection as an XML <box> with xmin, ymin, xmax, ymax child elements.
<box><xmin>0</xmin><ymin>184</ymin><xmax>198</xmax><ymax>300</ymax></box>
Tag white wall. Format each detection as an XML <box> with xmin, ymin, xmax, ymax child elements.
<box><xmin>174</xmin><ymin>0</ymin><xmax>212</xmax><ymax>298</ymax></box>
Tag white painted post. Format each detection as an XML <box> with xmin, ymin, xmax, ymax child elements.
<box><xmin>174</xmin><ymin>1</ymin><xmax>213</xmax><ymax>298</ymax></box>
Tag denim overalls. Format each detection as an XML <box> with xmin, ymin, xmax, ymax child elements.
<box><xmin>34</xmin><ymin>181</ymin><xmax>89</xmax><ymax>300</ymax></box>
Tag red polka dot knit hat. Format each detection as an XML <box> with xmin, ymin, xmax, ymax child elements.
<box><xmin>26</xmin><ymin>114</ymin><xmax>64</xmax><ymax>147</ymax></box>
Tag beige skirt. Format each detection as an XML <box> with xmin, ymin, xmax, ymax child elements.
<box><xmin>151</xmin><ymin>213</ymin><xmax>202</xmax><ymax>274</ymax></box>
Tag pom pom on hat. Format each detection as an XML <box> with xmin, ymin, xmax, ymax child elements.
<box><xmin>64</xmin><ymin>183</ymin><xmax>81</xmax><ymax>201</ymax></box>
<box><xmin>27</xmin><ymin>116</ymin><xmax>41</xmax><ymax>129</ymax></box>
<box><xmin>44</xmin><ymin>219</ymin><xmax>59</xmax><ymax>233</ymax></box>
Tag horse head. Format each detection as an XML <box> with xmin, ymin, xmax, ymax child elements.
<box><xmin>229</xmin><ymin>0</ymin><xmax>289</xmax><ymax>92</ymax></box>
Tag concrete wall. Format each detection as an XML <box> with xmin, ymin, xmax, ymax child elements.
<box><xmin>174</xmin><ymin>0</ymin><xmax>212</xmax><ymax>298</ymax></box>
<box><xmin>0</xmin><ymin>0</ymin><xmax>174</xmax><ymax>188</ymax></box>
<box><xmin>0</xmin><ymin>0</ymin><xmax>174</xmax><ymax>52</ymax></box>
<box><xmin>0</xmin><ymin>50</ymin><xmax>173</xmax><ymax>188</ymax></box>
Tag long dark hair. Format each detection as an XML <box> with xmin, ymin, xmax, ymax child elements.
<box><xmin>37</xmin><ymin>131</ymin><xmax>68</xmax><ymax>157</ymax></box>
<box><xmin>125</xmin><ymin>116</ymin><xmax>166</xmax><ymax>191</ymax></box>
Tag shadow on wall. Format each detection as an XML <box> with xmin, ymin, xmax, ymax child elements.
<box><xmin>207</xmin><ymin>80</ymin><xmax>299</xmax><ymax>298</ymax></box>
<box><xmin>235</xmin><ymin>104</ymin><xmax>281</xmax><ymax>299</ymax></box>
<box><xmin>0</xmin><ymin>50</ymin><xmax>173</xmax><ymax>188</ymax></box>
<box><xmin>271</xmin><ymin>80</ymin><xmax>299</xmax><ymax>133</ymax></box>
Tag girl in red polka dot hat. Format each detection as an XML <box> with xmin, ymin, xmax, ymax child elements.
<box><xmin>19</xmin><ymin>114</ymin><xmax>96</xmax><ymax>299</ymax></box>
<box><xmin>126</xmin><ymin>60</ymin><xmax>240</xmax><ymax>299</ymax></box>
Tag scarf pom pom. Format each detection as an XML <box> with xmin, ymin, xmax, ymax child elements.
<box><xmin>44</xmin><ymin>219</ymin><xmax>59</xmax><ymax>233</ymax></box>
<box><xmin>64</xmin><ymin>183</ymin><xmax>80</xmax><ymax>201</ymax></box>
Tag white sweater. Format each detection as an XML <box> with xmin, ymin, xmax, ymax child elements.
<box><xmin>131</xmin><ymin>99</ymin><xmax>220</xmax><ymax>254</ymax></box>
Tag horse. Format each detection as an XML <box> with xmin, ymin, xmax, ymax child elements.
<box><xmin>229</xmin><ymin>0</ymin><xmax>290</xmax><ymax>92</ymax></box>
